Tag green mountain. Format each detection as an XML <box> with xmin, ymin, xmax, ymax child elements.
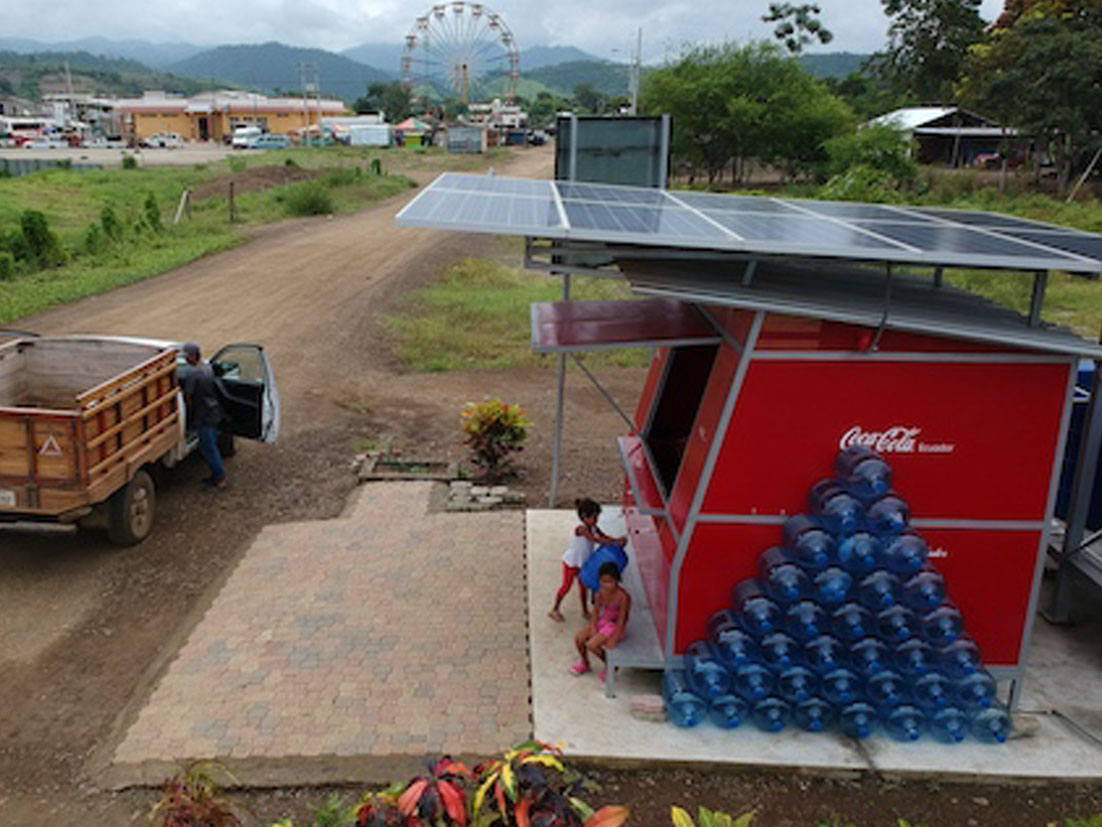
<box><xmin>799</xmin><ymin>52</ymin><xmax>870</xmax><ymax>79</ymax></box>
<box><xmin>0</xmin><ymin>50</ymin><xmax>210</xmax><ymax>99</ymax></box>
<box><xmin>169</xmin><ymin>42</ymin><xmax>393</xmax><ymax>103</ymax></box>
<box><xmin>524</xmin><ymin>60</ymin><xmax>630</xmax><ymax>97</ymax></box>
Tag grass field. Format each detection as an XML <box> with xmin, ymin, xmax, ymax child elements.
<box><xmin>0</xmin><ymin>145</ymin><xmax>490</xmax><ymax>324</ymax></box>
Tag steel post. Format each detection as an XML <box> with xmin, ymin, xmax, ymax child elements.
<box><xmin>548</xmin><ymin>274</ymin><xmax>572</xmax><ymax>507</ymax></box>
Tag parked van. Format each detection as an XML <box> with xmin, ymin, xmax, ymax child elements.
<box><xmin>232</xmin><ymin>125</ymin><xmax>262</xmax><ymax>149</ymax></box>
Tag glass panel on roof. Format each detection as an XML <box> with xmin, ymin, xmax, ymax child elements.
<box><xmin>671</xmin><ymin>191</ymin><xmax>799</xmax><ymax>214</ymax></box>
<box><xmin>909</xmin><ymin>208</ymin><xmax>1053</xmax><ymax>230</ymax></box>
<box><xmin>705</xmin><ymin>212</ymin><xmax>908</xmax><ymax>250</ymax></box>
<box><xmin>851</xmin><ymin>221</ymin><xmax>1085</xmax><ymax>260</ymax></box>
<box><xmin>556</xmin><ymin>181</ymin><xmax>672</xmax><ymax>205</ymax></box>
<box><xmin>563</xmin><ymin>200</ymin><xmax>727</xmax><ymax>241</ymax></box>
<box><xmin>996</xmin><ymin>230</ymin><xmax>1102</xmax><ymax>262</ymax></box>
<box><xmin>435</xmin><ymin>174</ymin><xmax>553</xmax><ymax>196</ymax></box>
<box><xmin>786</xmin><ymin>200</ymin><xmax>935</xmax><ymax>222</ymax></box>
<box><xmin>401</xmin><ymin>189</ymin><xmax>563</xmax><ymax>231</ymax></box>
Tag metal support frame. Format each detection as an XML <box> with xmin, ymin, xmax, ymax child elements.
<box><xmin>1047</xmin><ymin>355</ymin><xmax>1102</xmax><ymax>622</ymax></box>
<box><xmin>867</xmin><ymin>263</ymin><xmax>894</xmax><ymax>352</ymax></box>
<box><xmin>1029</xmin><ymin>271</ymin><xmax>1049</xmax><ymax>328</ymax></box>
<box><xmin>933</xmin><ymin>266</ymin><xmax>944</xmax><ymax>288</ymax></box>
<box><xmin>570</xmin><ymin>355</ymin><xmax>636</xmax><ymax>431</ymax></box>
<box><xmin>741</xmin><ymin>259</ymin><xmax>757</xmax><ymax>286</ymax></box>
<box><xmin>548</xmin><ymin>274</ymin><xmax>571</xmax><ymax>507</ymax></box>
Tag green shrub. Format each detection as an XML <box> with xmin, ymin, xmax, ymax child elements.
<box><xmin>284</xmin><ymin>157</ymin><xmax>298</xmax><ymax>167</ymax></box>
<box><xmin>20</xmin><ymin>210</ymin><xmax>64</xmax><ymax>266</ymax></box>
<box><xmin>101</xmin><ymin>205</ymin><xmax>124</xmax><ymax>240</ymax></box>
<box><xmin>824</xmin><ymin>124</ymin><xmax>917</xmax><ymax>185</ymax></box>
<box><xmin>229</xmin><ymin>156</ymin><xmax>247</xmax><ymax>173</ymax></box>
<box><xmin>144</xmin><ymin>192</ymin><xmax>163</xmax><ymax>232</ymax></box>
<box><xmin>284</xmin><ymin>181</ymin><xmax>334</xmax><ymax>216</ymax></box>
<box><xmin>57</xmin><ymin>158</ymin><xmax>72</xmax><ymax>170</ymax></box>
<box><xmin>0</xmin><ymin>251</ymin><xmax>14</xmax><ymax>280</ymax></box>
<box><xmin>321</xmin><ymin>167</ymin><xmax>360</xmax><ymax>187</ymax></box>
<box><xmin>460</xmin><ymin>398</ymin><xmax>531</xmax><ymax>481</ymax></box>
<box><xmin>820</xmin><ymin>164</ymin><xmax>902</xmax><ymax>203</ymax></box>
<box><xmin>121</xmin><ymin>153</ymin><xmax>137</xmax><ymax>170</ymax></box>
<box><xmin>83</xmin><ymin>224</ymin><xmax>107</xmax><ymax>254</ymax></box>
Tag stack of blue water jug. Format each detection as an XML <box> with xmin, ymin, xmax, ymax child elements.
<box><xmin>661</xmin><ymin>445</ymin><xmax>1013</xmax><ymax>744</ymax></box>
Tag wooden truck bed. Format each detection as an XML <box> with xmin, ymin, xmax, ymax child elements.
<box><xmin>0</xmin><ymin>337</ymin><xmax>182</xmax><ymax>520</ymax></box>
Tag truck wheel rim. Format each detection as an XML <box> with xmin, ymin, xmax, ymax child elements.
<box><xmin>131</xmin><ymin>486</ymin><xmax>151</xmax><ymax>535</ymax></box>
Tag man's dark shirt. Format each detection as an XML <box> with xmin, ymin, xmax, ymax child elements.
<box><xmin>182</xmin><ymin>362</ymin><xmax>224</xmax><ymax>428</ymax></box>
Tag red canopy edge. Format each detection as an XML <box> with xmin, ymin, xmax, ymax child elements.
<box><xmin>530</xmin><ymin>298</ymin><xmax>720</xmax><ymax>354</ymax></box>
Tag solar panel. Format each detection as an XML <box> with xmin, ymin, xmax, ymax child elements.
<box><xmin>393</xmin><ymin>173</ymin><xmax>1102</xmax><ymax>274</ymax></box>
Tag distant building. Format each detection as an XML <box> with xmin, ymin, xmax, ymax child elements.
<box><xmin>113</xmin><ymin>90</ymin><xmax>347</xmax><ymax>143</ymax></box>
<box><xmin>867</xmin><ymin>106</ymin><xmax>1017</xmax><ymax>167</ymax></box>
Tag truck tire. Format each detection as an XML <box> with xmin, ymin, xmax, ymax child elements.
<box><xmin>107</xmin><ymin>469</ymin><xmax>156</xmax><ymax>545</ymax></box>
<box><xmin>218</xmin><ymin>430</ymin><xmax>236</xmax><ymax>458</ymax></box>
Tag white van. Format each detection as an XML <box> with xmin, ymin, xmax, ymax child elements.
<box><xmin>232</xmin><ymin>125</ymin><xmax>262</xmax><ymax>149</ymax></box>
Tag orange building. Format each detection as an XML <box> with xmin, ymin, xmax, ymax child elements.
<box><xmin>115</xmin><ymin>91</ymin><xmax>347</xmax><ymax>143</ymax></box>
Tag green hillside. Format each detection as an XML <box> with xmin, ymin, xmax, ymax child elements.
<box><xmin>170</xmin><ymin>42</ymin><xmax>392</xmax><ymax>103</ymax></box>
<box><xmin>524</xmin><ymin>60</ymin><xmax>630</xmax><ymax>96</ymax></box>
<box><xmin>799</xmin><ymin>52</ymin><xmax>870</xmax><ymax>79</ymax></box>
<box><xmin>0</xmin><ymin>50</ymin><xmax>209</xmax><ymax>99</ymax></box>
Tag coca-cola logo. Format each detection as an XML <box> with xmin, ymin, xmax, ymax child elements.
<box><xmin>840</xmin><ymin>426</ymin><xmax>956</xmax><ymax>455</ymax></box>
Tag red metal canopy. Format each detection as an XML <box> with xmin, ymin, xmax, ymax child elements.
<box><xmin>530</xmin><ymin>298</ymin><xmax>720</xmax><ymax>353</ymax></box>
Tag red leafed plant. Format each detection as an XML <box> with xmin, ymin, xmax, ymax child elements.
<box><xmin>397</xmin><ymin>757</ymin><xmax>474</xmax><ymax>827</ymax></box>
<box><xmin>472</xmin><ymin>741</ymin><xmax>628</xmax><ymax>827</ymax></box>
<box><xmin>356</xmin><ymin>784</ymin><xmax>406</xmax><ymax>827</ymax></box>
<box><xmin>148</xmin><ymin>761</ymin><xmax>246</xmax><ymax>827</ymax></box>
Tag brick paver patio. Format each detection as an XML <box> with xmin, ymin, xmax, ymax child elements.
<box><xmin>112</xmin><ymin>482</ymin><xmax>530</xmax><ymax>767</ymax></box>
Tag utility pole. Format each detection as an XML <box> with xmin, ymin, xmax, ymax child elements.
<box><xmin>629</xmin><ymin>28</ymin><xmax>642</xmax><ymax>116</ymax></box>
<box><xmin>298</xmin><ymin>61</ymin><xmax>317</xmax><ymax>144</ymax></box>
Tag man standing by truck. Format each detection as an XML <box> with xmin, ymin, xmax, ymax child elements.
<box><xmin>182</xmin><ymin>342</ymin><xmax>227</xmax><ymax>491</ymax></box>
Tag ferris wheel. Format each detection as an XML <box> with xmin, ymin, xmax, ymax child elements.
<box><xmin>401</xmin><ymin>3</ymin><xmax>521</xmax><ymax>106</ymax></box>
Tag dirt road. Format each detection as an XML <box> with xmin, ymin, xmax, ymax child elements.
<box><xmin>0</xmin><ymin>145</ymin><xmax>647</xmax><ymax>824</ymax></box>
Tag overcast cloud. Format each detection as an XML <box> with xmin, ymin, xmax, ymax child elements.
<box><xmin>4</xmin><ymin>0</ymin><xmax>1006</xmax><ymax>60</ymax></box>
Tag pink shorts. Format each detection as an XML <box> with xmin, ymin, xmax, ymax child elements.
<box><xmin>597</xmin><ymin>620</ymin><xmax>618</xmax><ymax>637</ymax></box>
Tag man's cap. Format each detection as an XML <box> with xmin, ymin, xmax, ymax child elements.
<box><xmin>182</xmin><ymin>342</ymin><xmax>201</xmax><ymax>358</ymax></box>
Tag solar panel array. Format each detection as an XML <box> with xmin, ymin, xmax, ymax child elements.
<box><xmin>395</xmin><ymin>172</ymin><xmax>1102</xmax><ymax>274</ymax></box>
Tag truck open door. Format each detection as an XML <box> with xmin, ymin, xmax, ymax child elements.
<box><xmin>210</xmin><ymin>343</ymin><xmax>280</xmax><ymax>443</ymax></box>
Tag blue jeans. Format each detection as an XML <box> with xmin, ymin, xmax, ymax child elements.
<box><xmin>197</xmin><ymin>425</ymin><xmax>225</xmax><ymax>483</ymax></box>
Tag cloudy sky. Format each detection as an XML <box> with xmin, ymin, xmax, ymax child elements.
<box><xmin>7</xmin><ymin>0</ymin><xmax>1006</xmax><ymax>59</ymax></box>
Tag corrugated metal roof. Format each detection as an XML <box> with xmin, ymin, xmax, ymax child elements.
<box><xmin>620</xmin><ymin>258</ymin><xmax>1102</xmax><ymax>359</ymax></box>
<box><xmin>868</xmin><ymin>107</ymin><xmax>959</xmax><ymax>130</ymax></box>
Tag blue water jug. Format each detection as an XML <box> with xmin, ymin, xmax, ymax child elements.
<box><xmin>785</xmin><ymin>600</ymin><xmax>829</xmax><ymax>643</ymax></box>
<box><xmin>662</xmin><ymin>670</ymin><xmax>707</xmax><ymax>728</ymax></box>
<box><xmin>836</xmin><ymin>446</ymin><xmax>893</xmax><ymax>501</ymax></box>
<box><xmin>760</xmin><ymin>631</ymin><xmax>803</xmax><ymax>670</ymax></box>
<box><xmin>895</xmin><ymin>639</ymin><xmax>936</xmax><ymax>677</ymax></box>
<box><xmin>832</xmin><ymin>602</ymin><xmax>875</xmax><ymax>644</ymax></box>
<box><xmin>866</xmin><ymin>492</ymin><xmax>911</xmax><ymax>536</ymax></box>
<box><xmin>732</xmin><ymin>580</ymin><xmax>784</xmax><ymax>638</ymax></box>
<box><xmin>812</xmin><ymin>565</ymin><xmax>854</xmax><ymax>608</ymax></box>
<box><xmin>882</xmin><ymin>532</ymin><xmax>929</xmax><ymax>577</ymax></box>
<box><xmin>805</xmin><ymin>634</ymin><xmax>849</xmax><ymax>672</ymax></box>
<box><xmin>902</xmin><ymin>568</ymin><xmax>947</xmax><ymax>614</ymax></box>
<box><xmin>857</xmin><ymin>570</ymin><xmax>902</xmax><ymax>612</ymax></box>
<box><xmin>913</xmin><ymin>672</ymin><xmax>954</xmax><ymax>711</ymax></box>
<box><xmin>579</xmin><ymin>544</ymin><xmax>629</xmax><ymax>591</ymax></box>
<box><xmin>794</xmin><ymin>697</ymin><xmax>836</xmax><ymax>733</ymax></box>
<box><xmin>836</xmin><ymin>531</ymin><xmax>882</xmax><ymax>576</ymax></box>
<box><xmin>883</xmin><ymin>704</ymin><xmax>926</xmax><ymax>742</ymax></box>
<box><xmin>938</xmin><ymin>638</ymin><xmax>983</xmax><ymax>679</ymax></box>
<box><xmin>928</xmin><ymin>706</ymin><xmax>969</xmax><ymax>743</ymax></box>
<box><xmin>955</xmin><ymin>670</ymin><xmax>999</xmax><ymax>711</ymax></box>
<box><xmin>923</xmin><ymin>604</ymin><xmax>965</xmax><ymax>647</ymax></box>
<box><xmin>708</xmin><ymin>610</ymin><xmax>762</xmax><ymax>670</ymax></box>
<box><xmin>684</xmin><ymin>641</ymin><xmax>733</xmax><ymax>700</ymax></box>
<box><xmin>866</xmin><ymin>668</ymin><xmax>909</xmax><ymax>707</ymax></box>
<box><xmin>777</xmin><ymin>664</ymin><xmax>819</xmax><ymax>704</ymax></box>
<box><xmin>731</xmin><ymin>661</ymin><xmax>776</xmax><ymax>703</ymax></box>
<box><xmin>851</xmin><ymin>637</ymin><xmax>892</xmax><ymax>676</ymax></box>
<box><xmin>758</xmin><ymin>546</ymin><xmax>810</xmax><ymax>605</ymax></box>
<box><xmin>876</xmin><ymin>605</ymin><xmax>922</xmax><ymax>644</ymax></box>
<box><xmin>839</xmin><ymin>701</ymin><xmax>878</xmax><ymax>739</ymax></box>
<box><xmin>751</xmin><ymin>697</ymin><xmax>791</xmax><ymax>732</ymax></box>
<box><xmin>970</xmin><ymin>704</ymin><xmax>1013</xmax><ymax>743</ymax></box>
<box><xmin>809</xmin><ymin>479</ymin><xmax>866</xmax><ymax>536</ymax></box>
<box><xmin>821</xmin><ymin>666</ymin><xmax>861</xmax><ymax>706</ymax></box>
<box><xmin>709</xmin><ymin>693</ymin><xmax>750</xmax><ymax>729</ymax></box>
<box><xmin>782</xmin><ymin>515</ymin><xmax>836</xmax><ymax>571</ymax></box>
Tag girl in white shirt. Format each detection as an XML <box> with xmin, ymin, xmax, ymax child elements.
<box><xmin>548</xmin><ymin>498</ymin><xmax>626</xmax><ymax>622</ymax></box>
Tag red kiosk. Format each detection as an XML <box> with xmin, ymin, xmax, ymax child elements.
<box><xmin>398</xmin><ymin>173</ymin><xmax>1102</xmax><ymax>704</ymax></box>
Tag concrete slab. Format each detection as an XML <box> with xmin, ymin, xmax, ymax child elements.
<box><xmin>527</xmin><ymin>508</ymin><xmax>1102</xmax><ymax>780</ymax></box>
<box><xmin>104</xmin><ymin>482</ymin><xmax>531</xmax><ymax>787</ymax></box>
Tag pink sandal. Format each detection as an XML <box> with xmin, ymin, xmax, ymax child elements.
<box><xmin>569</xmin><ymin>660</ymin><xmax>590</xmax><ymax>676</ymax></box>
<box><xmin>599</xmin><ymin>670</ymin><xmax>607</xmax><ymax>684</ymax></box>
